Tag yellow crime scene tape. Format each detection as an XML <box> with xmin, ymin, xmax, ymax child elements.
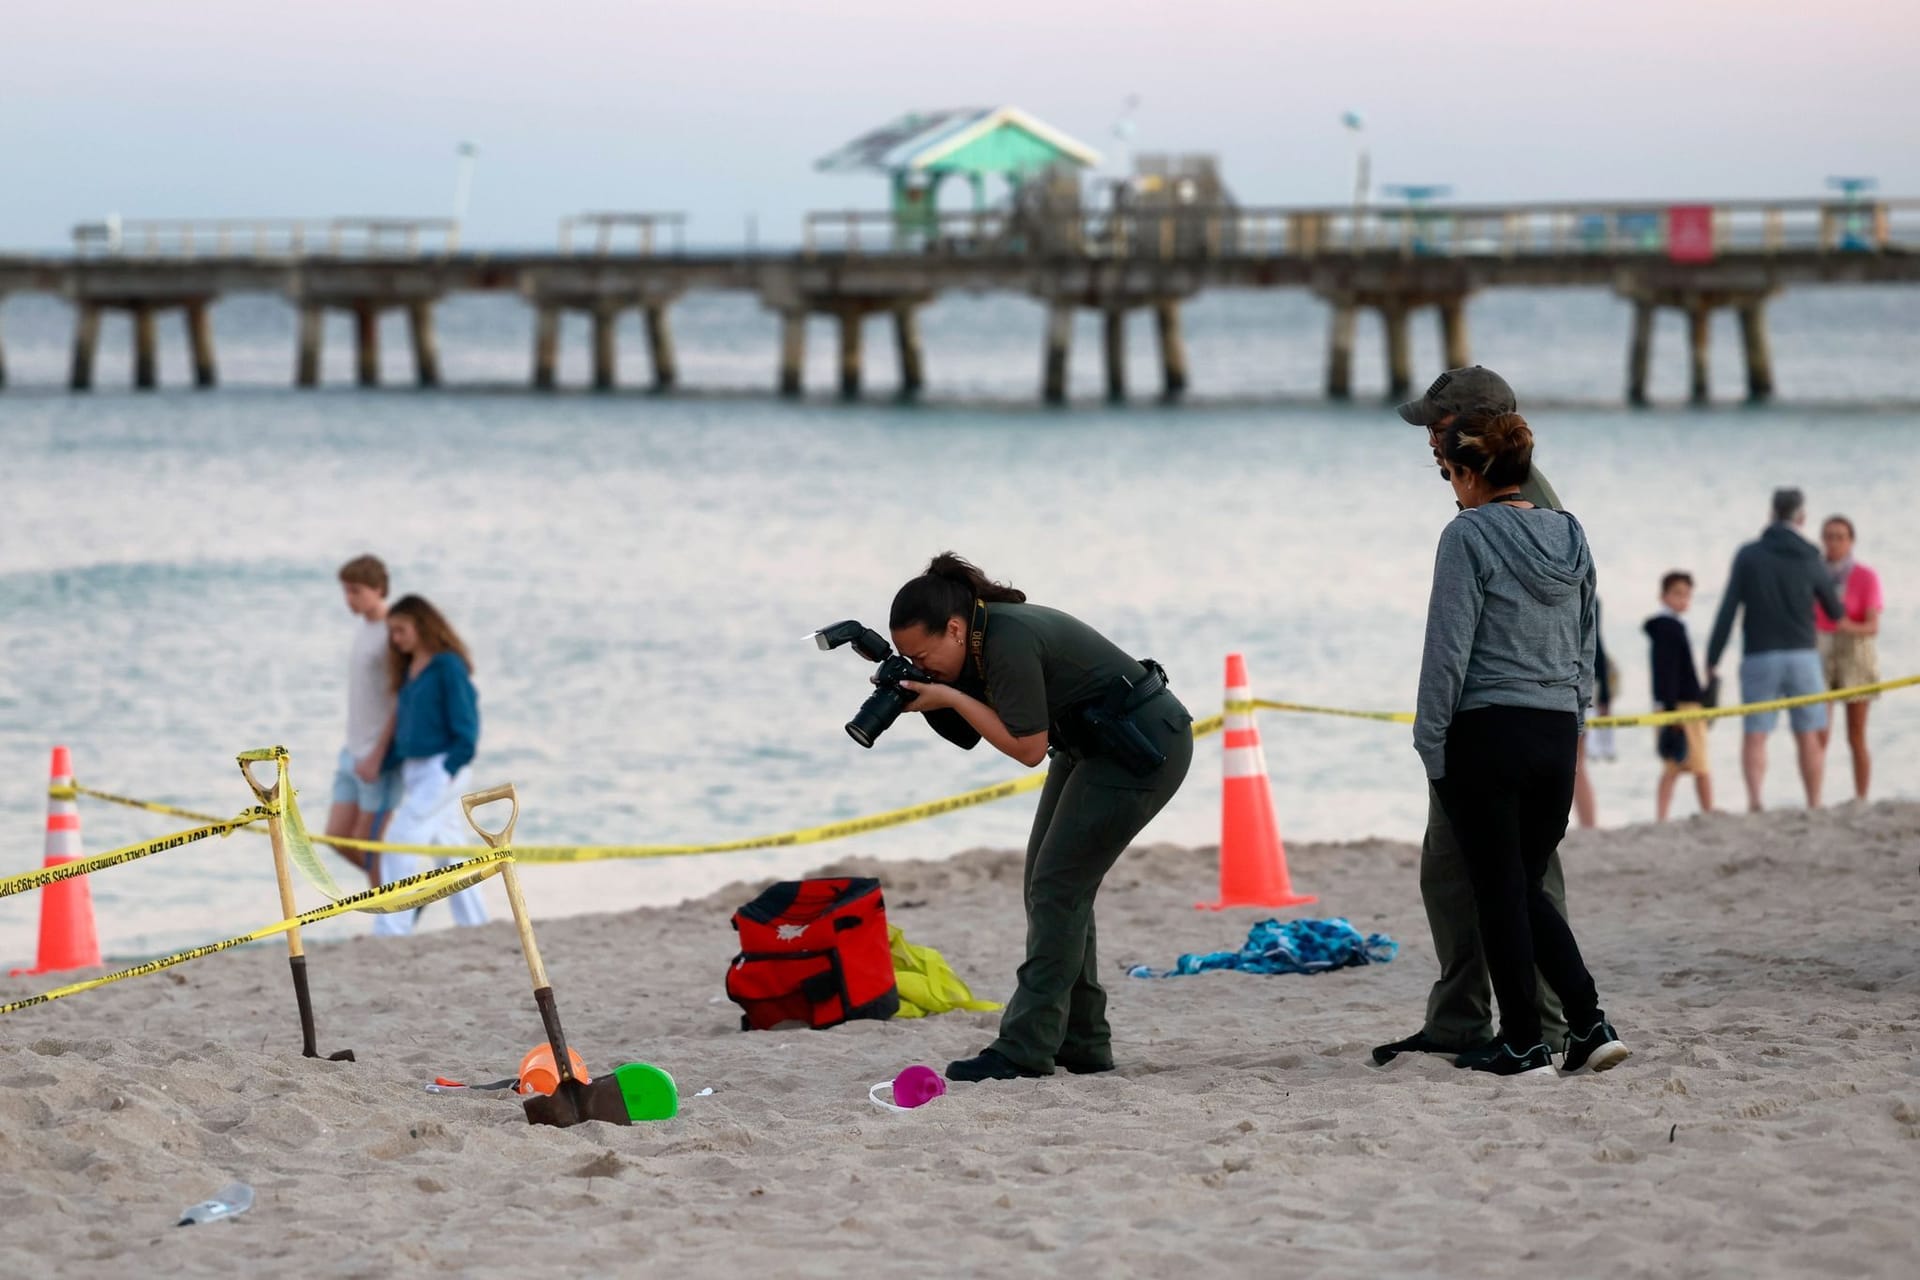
<box><xmin>1226</xmin><ymin>672</ymin><xmax>1919</xmax><ymax>731</ymax></box>
<box><xmin>0</xmin><ymin>809</ymin><xmax>270</xmax><ymax>902</ymax></box>
<box><xmin>48</xmin><ymin>784</ymin><xmax>232</xmax><ymax>828</ymax></box>
<box><xmin>0</xmin><ymin>852</ymin><xmax>510</xmax><ymax>1017</ymax></box>
<box><xmin>41</xmin><ymin>673</ymin><xmax>1915</xmax><ymax>868</ymax></box>
<box><xmin>5</xmin><ymin>673</ymin><xmax>1911</xmax><ymax>1015</ymax></box>
<box><xmin>1587</xmin><ymin>673</ymin><xmax>1920</xmax><ymax>728</ymax></box>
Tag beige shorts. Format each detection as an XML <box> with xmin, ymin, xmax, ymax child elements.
<box><xmin>1658</xmin><ymin>704</ymin><xmax>1711</xmax><ymax>776</ymax></box>
<box><xmin>1818</xmin><ymin>631</ymin><xmax>1880</xmax><ymax>702</ymax></box>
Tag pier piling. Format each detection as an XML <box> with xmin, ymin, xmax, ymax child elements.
<box><xmin>778</xmin><ymin>311</ymin><xmax>805</xmax><ymax>397</ymax></box>
<box><xmin>1325</xmin><ymin>300</ymin><xmax>1356</xmax><ymax>400</ymax></box>
<box><xmin>1104</xmin><ymin>308</ymin><xmax>1127</xmax><ymax>402</ymax></box>
<box><xmin>1687</xmin><ymin>302</ymin><xmax>1711</xmax><ymax>406</ymax></box>
<box><xmin>591</xmin><ymin>304</ymin><xmax>619</xmax><ymax>391</ymax></box>
<box><xmin>296</xmin><ymin>304</ymin><xmax>323</xmax><ymax>388</ymax></box>
<box><xmin>645</xmin><ymin>304</ymin><xmax>677</xmax><ymax>391</ymax></box>
<box><xmin>1042</xmin><ymin>303</ymin><xmax>1073</xmax><ymax>405</ymax></box>
<box><xmin>1439</xmin><ymin>297</ymin><xmax>1470</xmax><ymax>370</ymax></box>
<box><xmin>1382</xmin><ymin>303</ymin><xmax>1412</xmax><ymax>400</ymax></box>
<box><xmin>354</xmin><ymin>304</ymin><xmax>380</xmax><ymax>388</ymax></box>
<box><xmin>69</xmin><ymin>303</ymin><xmax>99</xmax><ymax>391</ymax></box>
<box><xmin>893</xmin><ymin>304</ymin><xmax>923</xmax><ymax>398</ymax></box>
<box><xmin>1627</xmin><ymin>299</ymin><xmax>1654</xmax><ymax>407</ymax></box>
<box><xmin>408</xmin><ymin>301</ymin><xmax>440</xmax><ymax>388</ymax></box>
<box><xmin>1155</xmin><ymin>300</ymin><xmax>1188</xmax><ymax>399</ymax></box>
<box><xmin>837</xmin><ymin>308</ymin><xmax>864</xmax><ymax>399</ymax></box>
<box><xmin>532</xmin><ymin>306</ymin><xmax>559</xmax><ymax>390</ymax></box>
<box><xmin>185</xmin><ymin>301</ymin><xmax>217</xmax><ymax>388</ymax></box>
<box><xmin>1738</xmin><ymin>300</ymin><xmax>1774</xmax><ymax>402</ymax></box>
<box><xmin>132</xmin><ymin>303</ymin><xmax>158</xmax><ymax>390</ymax></box>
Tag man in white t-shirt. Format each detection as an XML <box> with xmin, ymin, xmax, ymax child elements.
<box><xmin>326</xmin><ymin>555</ymin><xmax>400</xmax><ymax>886</ymax></box>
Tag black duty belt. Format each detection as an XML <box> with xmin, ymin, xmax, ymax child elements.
<box><xmin>1123</xmin><ymin>660</ymin><xmax>1169</xmax><ymax>711</ymax></box>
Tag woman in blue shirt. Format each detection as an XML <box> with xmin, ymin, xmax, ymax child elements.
<box><xmin>373</xmin><ymin>595</ymin><xmax>489</xmax><ymax>936</ymax></box>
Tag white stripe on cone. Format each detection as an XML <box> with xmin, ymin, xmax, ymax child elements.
<box><xmin>1223</xmin><ymin>746</ymin><xmax>1269</xmax><ymax>779</ymax></box>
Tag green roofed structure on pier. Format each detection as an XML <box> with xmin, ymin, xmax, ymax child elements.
<box><xmin>816</xmin><ymin>107</ymin><xmax>1101</xmax><ymax>238</ymax></box>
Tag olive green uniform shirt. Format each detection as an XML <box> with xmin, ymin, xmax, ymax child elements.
<box><xmin>1453</xmin><ymin>467</ymin><xmax>1559</xmax><ymax>512</ymax></box>
<box><xmin>1520</xmin><ymin>466</ymin><xmax>1561</xmax><ymax>511</ymax></box>
<box><xmin>982</xmin><ymin>603</ymin><xmax>1145</xmax><ymax>739</ymax></box>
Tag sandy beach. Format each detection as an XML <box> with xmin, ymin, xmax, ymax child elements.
<box><xmin>2</xmin><ymin>801</ymin><xmax>1917</xmax><ymax>1277</ymax></box>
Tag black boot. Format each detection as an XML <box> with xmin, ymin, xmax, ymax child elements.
<box><xmin>945</xmin><ymin>1048</ymin><xmax>1048</xmax><ymax>1082</ymax></box>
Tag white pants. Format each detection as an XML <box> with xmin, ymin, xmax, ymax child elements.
<box><xmin>373</xmin><ymin>755</ymin><xmax>490</xmax><ymax>937</ymax></box>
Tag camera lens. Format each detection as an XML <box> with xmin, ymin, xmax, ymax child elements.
<box><xmin>847</xmin><ymin>685</ymin><xmax>908</xmax><ymax>749</ymax></box>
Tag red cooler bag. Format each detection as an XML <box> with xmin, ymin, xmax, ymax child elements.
<box><xmin>725</xmin><ymin>877</ymin><xmax>900</xmax><ymax>1030</ymax></box>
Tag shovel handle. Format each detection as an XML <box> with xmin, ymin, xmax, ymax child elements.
<box><xmin>461</xmin><ymin>784</ymin><xmax>519</xmax><ymax>848</ymax></box>
<box><xmin>237</xmin><ymin>750</ymin><xmax>285</xmax><ymax>805</ymax></box>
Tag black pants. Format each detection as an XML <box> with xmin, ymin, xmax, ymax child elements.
<box><xmin>1435</xmin><ymin>706</ymin><xmax>1601</xmax><ymax>1049</ymax></box>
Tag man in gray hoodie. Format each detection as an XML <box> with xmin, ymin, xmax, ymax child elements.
<box><xmin>1706</xmin><ymin>488</ymin><xmax>1845</xmax><ymax>810</ymax></box>
<box><xmin>1373</xmin><ymin>367</ymin><xmax>1573</xmax><ymax>1068</ymax></box>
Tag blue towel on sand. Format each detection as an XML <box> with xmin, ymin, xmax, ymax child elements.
<box><xmin>1128</xmin><ymin>918</ymin><xmax>1396</xmax><ymax>979</ymax></box>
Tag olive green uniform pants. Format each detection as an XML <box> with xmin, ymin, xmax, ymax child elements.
<box><xmin>1420</xmin><ymin>782</ymin><xmax>1570</xmax><ymax>1052</ymax></box>
<box><xmin>989</xmin><ymin>694</ymin><xmax>1194</xmax><ymax>1073</ymax></box>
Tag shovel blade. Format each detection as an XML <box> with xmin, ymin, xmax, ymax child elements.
<box><xmin>522</xmin><ymin>1078</ymin><xmax>632</xmax><ymax>1128</ymax></box>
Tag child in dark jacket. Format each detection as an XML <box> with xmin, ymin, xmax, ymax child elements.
<box><xmin>1644</xmin><ymin>572</ymin><xmax>1715</xmax><ymax>821</ymax></box>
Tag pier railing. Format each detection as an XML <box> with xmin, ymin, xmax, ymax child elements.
<box><xmin>803</xmin><ymin>198</ymin><xmax>1920</xmax><ymax>260</ymax></box>
<box><xmin>557</xmin><ymin>213</ymin><xmax>688</xmax><ymax>256</ymax></box>
<box><xmin>70</xmin><ymin>217</ymin><xmax>462</xmax><ymax>259</ymax></box>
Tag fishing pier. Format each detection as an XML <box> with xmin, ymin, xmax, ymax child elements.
<box><xmin>0</xmin><ymin>198</ymin><xmax>1915</xmax><ymax>405</ymax></box>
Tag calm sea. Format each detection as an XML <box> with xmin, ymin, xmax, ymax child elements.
<box><xmin>2</xmin><ymin>285</ymin><xmax>1915</xmax><ymax>959</ymax></box>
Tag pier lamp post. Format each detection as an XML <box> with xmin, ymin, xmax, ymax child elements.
<box><xmin>1342</xmin><ymin>111</ymin><xmax>1368</xmax><ymax>250</ymax></box>
<box><xmin>452</xmin><ymin>142</ymin><xmax>478</xmax><ymax>247</ymax></box>
<box><xmin>1826</xmin><ymin>176</ymin><xmax>1878</xmax><ymax>251</ymax></box>
<box><xmin>1109</xmin><ymin>93</ymin><xmax>1142</xmax><ymax>219</ymax></box>
<box><xmin>1382</xmin><ymin>183</ymin><xmax>1452</xmax><ymax>256</ymax></box>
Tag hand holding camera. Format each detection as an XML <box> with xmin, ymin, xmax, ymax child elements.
<box><xmin>814</xmin><ymin>621</ymin><xmax>942</xmax><ymax>748</ymax></box>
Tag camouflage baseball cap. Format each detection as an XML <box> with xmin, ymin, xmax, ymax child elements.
<box><xmin>1396</xmin><ymin>366</ymin><xmax>1517</xmax><ymax>425</ymax></box>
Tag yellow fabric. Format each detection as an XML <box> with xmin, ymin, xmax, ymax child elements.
<box><xmin>889</xmin><ymin>926</ymin><xmax>1002</xmax><ymax>1019</ymax></box>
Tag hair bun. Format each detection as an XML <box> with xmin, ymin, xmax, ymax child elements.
<box><xmin>1480</xmin><ymin>411</ymin><xmax>1533</xmax><ymax>459</ymax></box>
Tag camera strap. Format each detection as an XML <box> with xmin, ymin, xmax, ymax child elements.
<box><xmin>968</xmin><ymin>599</ymin><xmax>989</xmax><ymax>684</ymax></box>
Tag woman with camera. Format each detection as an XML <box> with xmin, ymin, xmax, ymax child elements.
<box><xmin>1413</xmin><ymin>411</ymin><xmax>1628</xmax><ymax>1077</ymax></box>
<box><xmin>886</xmin><ymin>553</ymin><xmax>1193</xmax><ymax>1082</ymax></box>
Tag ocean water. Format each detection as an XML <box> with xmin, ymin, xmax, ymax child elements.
<box><xmin>1</xmin><ymin>285</ymin><xmax>1915</xmax><ymax>961</ymax></box>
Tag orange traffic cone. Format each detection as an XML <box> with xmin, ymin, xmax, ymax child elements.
<box><xmin>1197</xmin><ymin>655</ymin><xmax>1316</xmax><ymax>911</ymax></box>
<box><xmin>14</xmin><ymin>746</ymin><xmax>102</xmax><ymax>975</ymax></box>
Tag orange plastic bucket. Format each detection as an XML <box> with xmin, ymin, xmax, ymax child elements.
<box><xmin>516</xmin><ymin>1043</ymin><xmax>591</xmax><ymax>1096</ymax></box>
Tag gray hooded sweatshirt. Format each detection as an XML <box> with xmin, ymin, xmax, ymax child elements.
<box><xmin>1414</xmin><ymin>503</ymin><xmax>1597</xmax><ymax>779</ymax></box>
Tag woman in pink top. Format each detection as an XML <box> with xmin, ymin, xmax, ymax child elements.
<box><xmin>1816</xmin><ymin>515</ymin><xmax>1883</xmax><ymax>800</ymax></box>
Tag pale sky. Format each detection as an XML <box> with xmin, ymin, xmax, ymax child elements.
<box><xmin>4</xmin><ymin>0</ymin><xmax>1915</xmax><ymax>249</ymax></box>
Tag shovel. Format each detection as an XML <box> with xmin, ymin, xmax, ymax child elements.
<box><xmin>461</xmin><ymin>784</ymin><xmax>630</xmax><ymax>1128</ymax></box>
<box><xmin>240</xmin><ymin>750</ymin><xmax>355</xmax><ymax>1063</ymax></box>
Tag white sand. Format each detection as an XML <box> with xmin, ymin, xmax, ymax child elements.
<box><xmin>3</xmin><ymin>802</ymin><xmax>1918</xmax><ymax>1277</ymax></box>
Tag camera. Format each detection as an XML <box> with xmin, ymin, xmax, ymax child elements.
<box><xmin>813</xmin><ymin>620</ymin><xmax>936</xmax><ymax>748</ymax></box>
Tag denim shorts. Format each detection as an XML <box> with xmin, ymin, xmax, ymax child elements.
<box><xmin>1739</xmin><ymin>649</ymin><xmax>1829</xmax><ymax>734</ymax></box>
<box><xmin>331</xmin><ymin>747</ymin><xmax>399</xmax><ymax>813</ymax></box>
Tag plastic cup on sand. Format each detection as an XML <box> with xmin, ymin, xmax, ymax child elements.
<box><xmin>869</xmin><ymin>1064</ymin><xmax>947</xmax><ymax>1112</ymax></box>
<box><xmin>517</xmin><ymin>1043</ymin><xmax>591</xmax><ymax>1096</ymax></box>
